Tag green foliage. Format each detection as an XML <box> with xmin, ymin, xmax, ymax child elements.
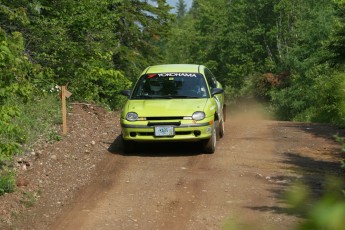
<box><xmin>0</xmin><ymin>93</ymin><xmax>62</xmax><ymax>161</ymax></box>
<box><xmin>71</xmin><ymin>67</ymin><xmax>132</xmax><ymax>109</ymax></box>
<box><xmin>0</xmin><ymin>167</ymin><xmax>16</xmax><ymax>195</ymax></box>
<box><xmin>334</xmin><ymin>134</ymin><xmax>345</xmax><ymax>165</ymax></box>
<box><xmin>0</xmin><ymin>1</ymin><xmax>173</xmax><ymax>195</ymax></box>
<box><xmin>285</xmin><ymin>135</ymin><xmax>345</xmax><ymax>230</ymax></box>
<box><xmin>0</xmin><ymin>92</ymin><xmax>61</xmax><ymax>196</ymax></box>
<box><xmin>0</xmin><ymin>3</ymin><xmax>29</xmax><ymax>26</ymax></box>
<box><xmin>1</xmin><ymin>0</ymin><xmax>172</xmax><ymax>199</ymax></box>
<box><xmin>164</xmin><ymin>13</ymin><xmax>197</xmax><ymax>64</ymax></box>
<box><xmin>109</xmin><ymin>0</ymin><xmax>174</xmax><ymax>80</ymax></box>
<box><xmin>165</xmin><ymin>0</ymin><xmax>345</xmax><ymax>125</ymax></box>
<box><xmin>48</xmin><ymin>131</ymin><xmax>62</xmax><ymax>143</ymax></box>
<box><xmin>2</xmin><ymin>0</ymin><xmax>173</xmax><ymax>104</ymax></box>
<box><xmin>328</xmin><ymin>1</ymin><xmax>345</xmax><ymax>64</ymax></box>
<box><xmin>271</xmin><ymin>67</ymin><xmax>345</xmax><ymax>123</ymax></box>
<box><xmin>176</xmin><ymin>0</ymin><xmax>187</xmax><ymax>20</ymax></box>
<box><xmin>0</xmin><ymin>106</ymin><xmax>22</xmax><ymax>162</ymax></box>
<box><xmin>285</xmin><ymin>178</ymin><xmax>345</xmax><ymax>230</ymax></box>
<box><xmin>0</xmin><ymin>29</ymin><xmax>35</xmax><ymax>104</ymax></box>
<box><xmin>165</xmin><ymin>0</ymin><xmax>280</xmax><ymax>87</ymax></box>
<box><xmin>256</xmin><ymin>0</ymin><xmax>345</xmax><ymax>123</ymax></box>
<box><xmin>2</xmin><ymin>0</ymin><xmax>345</xmax><ymax>125</ymax></box>
<box><xmin>15</xmin><ymin>94</ymin><xmax>61</xmax><ymax>144</ymax></box>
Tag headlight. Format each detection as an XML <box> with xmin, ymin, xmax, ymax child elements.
<box><xmin>126</xmin><ymin>112</ymin><xmax>139</xmax><ymax>121</ymax></box>
<box><xmin>192</xmin><ymin>111</ymin><xmax>205</xmax><ymax>121</ymax></box>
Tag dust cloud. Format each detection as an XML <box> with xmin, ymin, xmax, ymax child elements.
<box><xmin>227</xmin><ymin>99</ymin><xmax>274</xmax><ymax>122</ymax></box>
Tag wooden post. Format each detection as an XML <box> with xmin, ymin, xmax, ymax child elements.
<box><xmin>61</xmin><ymin>86</ymin><xmax>67</xmax><ymax>135</ymax></box>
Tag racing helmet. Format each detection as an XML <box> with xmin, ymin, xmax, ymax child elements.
<box><xmin>149</xmin><ymin>78</ymin><xmax>162</xmax><ymax>92</ymax></box>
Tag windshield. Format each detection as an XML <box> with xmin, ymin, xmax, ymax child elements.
<box><xmin>131</xmin><ymin>73</ymin><xmax>210</xmax><ymax>99</ymax></box>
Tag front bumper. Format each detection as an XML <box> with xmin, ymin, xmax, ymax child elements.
<box><xmin>120</xmin><ymin>119</ymin><xmax>213</xmax><ymax>142</ymax></box>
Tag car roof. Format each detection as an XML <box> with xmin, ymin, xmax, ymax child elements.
<box><xmin>142</xmin><ymin>64</ymin><xmax>204</xmax><ymax>74</ymax></box>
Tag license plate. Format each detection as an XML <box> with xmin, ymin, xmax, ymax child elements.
<box><xmin>154</xmin><ymin>126</ymin><xmax>174</xmax><ymax>137</ymax></box>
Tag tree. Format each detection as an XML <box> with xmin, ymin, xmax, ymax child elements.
<box><xmin>164</xmin><ymin>0</ymin><xmax>345</xmax><ymax>124</ymax></box>
<box><xmin>329</xmin><ymin>1</ymin><xmax>345</xmax><ymax>64</ymax></box>
<box><xmin>270</xmin><ymin>0</ymin><xmax>342</xmax><ymax>122</ymax></box>
<box><xmin>176</xmin><ymin>0</ymin><xmax>187</xmax><ymax>20</ymax></box>
<box><xmin>1</xmin><ymin>0</ymin><xmax>174</xmax><ymax>108</ymax></box>
<box><xmin>165</xmin><ymin>0</ymin><xmax>228</xmax><ymax>74</ymax></box>
<box><xmin>0</xmin><ymin>3</ymin><xmax>41</xmax><ymax>164</ymax></box>
<box><xmin>110</xmin><ymin>0</ymin><xmax>174</xmax><ymax>81</ymax></box>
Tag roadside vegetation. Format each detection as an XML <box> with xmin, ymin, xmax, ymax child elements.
<box><xmin>1</xmin><ymin>0</ymin><xmax>345</xmax><ymax>228</ymax></box>
<box><xmin>168</xmin><ymin>0</ymin><xmax>345</xmax><ymax>124</ymax></box>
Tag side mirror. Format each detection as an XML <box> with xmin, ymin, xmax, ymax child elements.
<box><xmin>211</xmin><ymin>88</ymin><xmax>223</xmax><ymax>96</ymax></box>
<box><xmin>121</xmin><ymin>90</ymin><xmax>131</xmax><ymax>97</ymax></box>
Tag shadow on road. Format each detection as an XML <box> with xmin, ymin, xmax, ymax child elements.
<box><xmin>247</xmin><ymin>152</ymin><xmax>344</xmax><ymax>217</ymax></box>
<box><xmin>107</xmin><ymin>135</ymin><xmax>204</xmax><ymax>157</ymax></box>
<box><xmin>246</xmin><ymin>122</ymin><xmax>345</xmax><ymax>218</ymax></box>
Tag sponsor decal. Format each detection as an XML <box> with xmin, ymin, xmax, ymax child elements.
<box><xmin>157</xmin><ymin>73</ymin><xmax>198</xmax><ymax>78</ymax></box>
<box><xmin>147</xmin><ymin>74</ymin><xmax>157</xmax><ymax>79</ymax></box>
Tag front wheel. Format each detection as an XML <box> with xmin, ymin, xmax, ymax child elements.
<box><xmin>219</xmin><ymin>119</ymin><xmax>225</xmax><ymax>138</ymax></box>
<box><xmin>219</xmin><ymin>108</ymin><xmax>226</xmax><ymax>138</ymax></box>
<box><xmin>202</xmin><ymin>123</ymin><xmax>217</xmax><ymax>154</ymax></box>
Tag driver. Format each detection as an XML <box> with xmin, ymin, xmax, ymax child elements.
<box><xmin>149</xmin><ymin>78</ymin><xmax>163</xmax><ymax>94</ymax></box>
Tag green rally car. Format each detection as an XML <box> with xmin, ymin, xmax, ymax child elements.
<box><xmin>120</xmin><ymin>64</ymin><xmax>226</xmax><ymax>153</ymax></box>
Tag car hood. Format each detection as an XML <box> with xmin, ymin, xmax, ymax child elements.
<box><xmin>125</xmin><ymin>99</ymin><xmax>209</xmax><ymax>117</ymax></box>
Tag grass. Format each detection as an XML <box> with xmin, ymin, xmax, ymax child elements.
<box><xmin>0</xmin><ymin>167</ymin><xmax>15</xmax><ymax>195</ymax></box>
<box><xmin>20</xmin><ymin>191</ymin><xmax>39</xmax><ymax>208</ymax></box>
<box><xmin>0</xmin><ymin>93</ymin><xmax>62</xmax><ymax>195</ymax></box>
<box><xmin>13</xmin><ymin>94</ymin><xmax>62</xmax><ymax>146</ymax></box>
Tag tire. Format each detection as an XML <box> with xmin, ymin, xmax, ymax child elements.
<box><xmin>223</xmin><ymin>105</ymin><xmax>227</xmax><ymax>122</ymax></box>
<box><xmin>219</xmin><ymin>108</ymin><xmax>226</xmax><ymax>138</ymax></box>
<box><xmin>219</xmin><ymin>119</ymin><xmax>224</xmax><ymax>139</ymax></box>
<box><xmin>203</xmin><ymin>123</ymin><xmax>217</xmax><ymax>154</ymax></box>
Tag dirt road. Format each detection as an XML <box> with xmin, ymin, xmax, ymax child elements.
<box><xmin>1</xmin><ymin>103</ymin><xmax>343</xmax><ymax>230</ymax></box>
<box><xmin>48</xmin><ymin>105</ymin><xmax>343</xmax><ymax>230</ymax></box>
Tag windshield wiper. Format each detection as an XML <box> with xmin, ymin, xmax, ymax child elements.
<box><xmin>153</xmin><ymin>96</ymin><xmax>175</xmax><ymax>99</ymax></box>
<box><xmin>133</xmin><ymin>95</ymin><xmax>200</xmax><ymax>99</ymax></box>
<box><xmin>172</xmin><ymin>95</ymin><xmax>199</xmax><ymax>99</ymax></box>
<box><xmin>132</xmin><ymin>95</ymin><xmax>154</xmax><ymax>99</ymax></box>
<box><xmin>153</xmin><ymin>95</ymin><xmax>201</xmax><ymax>99</ymax></box>
<box><xmin>133</xmin><ymin>95</ymin><xmax>174</xmax><ymax>99</ymax></box>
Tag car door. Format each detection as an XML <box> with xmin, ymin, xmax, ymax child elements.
<box><xmin>204</xmin><ymin>68</ymin><xmax>224</xmax><ymax>120</ymax></box>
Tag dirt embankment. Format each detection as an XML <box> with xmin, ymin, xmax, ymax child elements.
<box><xmin>0</xmin><ymin>103</ymin><xmax>344</xmax><ymax>230</ymax></box>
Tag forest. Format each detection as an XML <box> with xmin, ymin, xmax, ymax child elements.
<box><xmin>1</xmin><ymin>0</ymin><xmax>345</xmax><ymax>193</ymax></box>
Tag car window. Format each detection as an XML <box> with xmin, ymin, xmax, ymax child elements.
<box><xmin>131</xmin><ymin>73</ymin><xmax>210</xmax><ymax>99</ymax></box>
<box><xmin>204</xmin><ymin>68</ymin><xmax>217</xmax><ymax>90</ymax></box>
